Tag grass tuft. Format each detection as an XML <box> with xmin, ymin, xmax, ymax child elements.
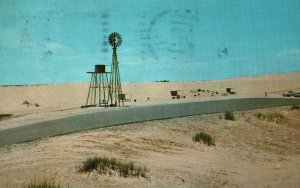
<box><xmin>224</xmin><ymin>111</ymin><xmax>235</xmax><ymax>120</ymax></box>
<box><xmin>0</xmin><ymin>114</ymin><xmax>13</xmax><ymax>120</ymax></box>
<box><xmin>79</xmin><ymin>156</ymin><xmax>148</xmax><ymax>178</ymax></box>
<box><xmin>193</xmin><ymin>132</ymin><xmax>215</xmax><ymax>146</ymax></box>
<box><xmin>254</xmin><ymin>112</ymin><xmax>285</xmax><ymax>123</ymax></box>
<box><xmin>291</xmin><ymin>104</ymin><xmax>299</xmax><ymax>110</ymax></box>
<box><xmin>22</xmin><ymin>177</ymin><xmax>62</xmax><ymax>188</ymax></box>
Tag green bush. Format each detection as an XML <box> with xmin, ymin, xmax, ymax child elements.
<box><xmin>193</xmin><ymin>132</ymin><xmax>215</xmax><ymax>146</ymax></box>
<box><xmin>79</xmin><ymin>156</ymin><xmax>148</xmax><ymax>178</ymax></box>
<box><xmin>224</xmin><ymin>111</ymin><xmax>235</xmax><ymax>120</ymax></box>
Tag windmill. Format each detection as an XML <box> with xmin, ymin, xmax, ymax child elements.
<box><xmin>108</xmin><ymin>32</ymin><xmax>124</xmax><ymax>106</ymax></box>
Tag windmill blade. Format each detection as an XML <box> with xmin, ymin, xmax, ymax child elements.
<box><xmin>108</xmin><ymin>32</ymin><xmax>122</xmax><ymax>48</ymax></box>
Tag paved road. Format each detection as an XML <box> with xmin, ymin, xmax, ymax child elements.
<box><xmin>0</xmin><ymin>97</ymin><xmax>299</xmax><ymax>146</ymax></box>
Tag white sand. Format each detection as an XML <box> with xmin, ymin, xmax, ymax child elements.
<box><xmin>0</xmin><ymin>72</ymin><xmax>299</xmax><ymax>117</ymax></box>
<box><xmin>0</xmin><ymin>107</ymin><xmax>299</xmax><ymax>187</ymax></box>
<box><xmin>0</xmin><ymin>72</ymin><xmax>299</xmax><ymax>187</ymax></box>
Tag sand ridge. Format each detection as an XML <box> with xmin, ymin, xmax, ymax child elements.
<box><xmin>0</xmin><ymin>107</ymin><xmax>299</xmax><ymax>187</ymax></box>
<box><xmin>0</xmin><ymin>72</ymin><xmax>299</xmax><ymax>117</ymax></box>
<box><xmin>0</xmin><ymin>72</ymin><xmax>299</xmax><ymax>187</ymax></box>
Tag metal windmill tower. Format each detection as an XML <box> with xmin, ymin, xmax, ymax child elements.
<box><xmin>108</xmin><ymin>32</ymin><xmax>124</xmax><ymax>106</ymax></box>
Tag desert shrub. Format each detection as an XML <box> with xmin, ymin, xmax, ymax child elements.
<box><xmin>156</xmin><ymin>80</ymin><xmax>169</xmax><ymax>82</ymax></box>
<box><xmin>254</xmin><ymin>112</ymin><xmax>285</xmax><ymax>123</ymax></box>
<box><xmin>23</xmin><ymin>100</ymin><xmax>30</xmax><ymax>105</ymax></box>
<box><xmin>255</xmin><ymin>112</ymin><xmax>263</xmax><ymax>119</ymax></box>
<box><xmin>193</xmin><ymin>132</ymin><xmax>215</xmax><ymax>146</ymax></box>
<box><xmin>79</xmin><ymin>156</ymin><xmax>148</xmax><ymax>178</ymax></box>
<box><xmin>79</xmin><ymin>156</ymin><xmax>100</xmax><ymax>173</ymax></box>
<box><xmin>0</xmin><ymin>114</ymin><xmax>13</xmax><ymax>120</ymax></box>
<box><xmin>291</xmin><ymin>104</ymin><xmax>299</xmax><ymax>110</ymax></box>
<box><xmin>245</xmin><ymin>117</ymin><xmax>251</xmax><ymax>123</ymax></box>
<box><xmin>22</xmin><ymin>177</ymin><xmax>62</xmax><ymax>188</ymax></box>
<box><xmin>224</xmin><ymin>111</ymin><xmax>235</xmax><ymax>120</ymax></box>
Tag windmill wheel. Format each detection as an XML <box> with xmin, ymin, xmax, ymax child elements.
<box><xmin>108</xmin><ymin>32</ymin><xmax>122</xmax><ymax>48</ymax></box>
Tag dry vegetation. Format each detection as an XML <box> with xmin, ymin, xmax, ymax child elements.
<box><xmin>192</xmin><ymin>132</ymin><xmax>215</xmax><ymax>146</ymax></box>
<box><xmin>21</xmin><ymin>173</ymin><xmax>63</xmax><ymax>188</ymax></box>
<box><xmin>224</xmin><ymin>111</ymin><xmax>235</xmax><ymax>120</ymax></box>
<box><xmin>254</xmin><ymin>112</ymin><xmax>285</xmax><ymax>123</ymax></box>
<box><xmin>0</xmin><ymin>106</ymin><xmax>299</xmax><ymax>187</ymax></box>
<box><xmin>0</xmin><ymin>114</ymin><xmax>13</xmax><ymax>121</ymax></box>
<box><xmin>78</xmin><ymin>156</ymin><xmax>148</xmax><ymax>178</ymax></box>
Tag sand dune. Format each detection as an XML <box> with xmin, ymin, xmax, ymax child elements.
<box><xmin>0</xmin><ymin>72</ymin><xmax>299</xmax><ymax>117</ymax></box>
<box><xmin>0</xmin><ymin>72</ymin><xmax>299</xmax><ymax>187</ymax></box>
<box><xmin>0</xmin><ymin>107</ymin><xmax>299</xmax><ymax>187</ymax></box>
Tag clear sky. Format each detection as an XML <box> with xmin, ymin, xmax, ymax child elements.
<box><xmin>0</xmin><ymin>0</ymin><xmax>300</xmax><ymax>84</ymax></box>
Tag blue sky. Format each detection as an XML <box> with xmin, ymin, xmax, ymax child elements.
<box><xmin>0</xmin><ymin>0</ymin><xmax>300</xmax><ymax>84</ymax></box>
